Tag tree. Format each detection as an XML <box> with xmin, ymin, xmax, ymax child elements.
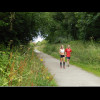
<box><xmin>75</xmin><ymin>12</ymin><xmax>100</xmax><ymax>41</ymax></box>
<box><xmin>0</xmin><ymin>12</ymin><xmax>40</xmax><ymax>46</ymax></box>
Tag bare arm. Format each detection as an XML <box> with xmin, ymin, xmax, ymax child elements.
<box><xmin>59</xmin><ymin>49</ymin><xmax>61</xmax><ymax>55</ymax></box>
<box><xmin>65</xmin><ymin>51</ymin><xmax>66</xmax><ymax>57</ymax></box>
<box><xmin>64</xmin><ymin>49</ymin><xmax>66</xmax><ymax>57</ymax></box>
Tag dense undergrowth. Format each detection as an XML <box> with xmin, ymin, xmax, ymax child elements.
<box><xmin>0</xmin><ymin>42</ymin><xmax>57</xmax><ymax>86</ymax></box>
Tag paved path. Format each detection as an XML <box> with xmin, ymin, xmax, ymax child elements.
<box><xmin>34</xmin><ymin>49</ymin><xmax>100</xmax><ymax>87</ymax></box>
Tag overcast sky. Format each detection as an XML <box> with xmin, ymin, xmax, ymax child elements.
<box><xmin>33</xmin><ymin>35</ymin><xmax>44</xmax><ymax>43</ymax></box>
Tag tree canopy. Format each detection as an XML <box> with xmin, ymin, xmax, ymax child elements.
<box><xmin>0</xmin><ymin>12</ymin><xmax>40</xmax><ymax>46</ymax></box>
<box><xmin>0</xmin><ymin>12</ymin><xmax>100</xmax><ymax>46</ymax></box>
<box><xmin>39</xmin><ymin>12</ymin><xmax>100</xmax><ymax>43</ymax></box>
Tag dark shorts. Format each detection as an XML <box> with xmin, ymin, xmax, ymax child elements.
<box><xmin>60</xmin><ymin>55</ymin><xmax>65</xmax><ymax>58</ymax></box>
<box><xmin>66</xmin><ymin>57</ymin><xmax>70</xmax><ymax>59</ymax></box>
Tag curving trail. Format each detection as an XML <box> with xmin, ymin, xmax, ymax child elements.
<box><xmin>34</xmin><ymin>49</ymin><xmax>100</xmax><ymax>87</ymax></box>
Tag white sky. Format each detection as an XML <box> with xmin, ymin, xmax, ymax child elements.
<box><xmin>33</xmin><ymin>35</ymin><xmax>44</xmax><ymax>43</ymax></box>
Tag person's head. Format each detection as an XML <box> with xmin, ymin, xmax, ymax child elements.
<box><xmin>67</xmin><ymin>45</ymin><xmax>70</xmax><ymax>48</ymax></box>
<box><xmin>60</xmin><ymin>45</ymin><xmax>64</xmax><ymax>49</ymax></box>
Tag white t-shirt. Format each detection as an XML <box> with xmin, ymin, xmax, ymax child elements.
<box><xmin>60</xmin><ymin>49</ymin><xmax>64</xmax><ymax>53</ymax></box>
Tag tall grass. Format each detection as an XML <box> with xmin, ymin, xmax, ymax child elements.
<box><xmin>36</xmin><ymin>40</ymin><xmax>100</xmax><ymax>76</ymax></box>
<box><xmin>0</xmin><ymin>42</ymin><xmax>57</xmax><ymax>86</ymax></box>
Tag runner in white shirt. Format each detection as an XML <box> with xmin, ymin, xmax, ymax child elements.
<box><xmin>59</xmin><ymin>45</ymin><xmax>65</xmax><ymax>69</ymax></box>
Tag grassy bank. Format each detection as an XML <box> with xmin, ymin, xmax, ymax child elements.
<box><xmin>36</xmin><ymin>40</ymin><xmax>100</xmax><ymax>77</ymax></box>
<box><xmin>0</xmin><ymin>42</ymin><xmax>57</xmax><ymax>86</ymax></box>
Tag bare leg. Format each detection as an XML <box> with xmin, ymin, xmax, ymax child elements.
<box><xmin>63</xmin><ymin>57</ymin><xmax>65</xmax><ymax>69</ymax></box>
<box><xmin>67</xmin><ymin>59</ymin><xmax>70</xmax><ymax>67</ymax></box>
<box><xmin>60</xmin><ymin>58</ymin><xmax>62</xmax><ymax>68</ymax></box>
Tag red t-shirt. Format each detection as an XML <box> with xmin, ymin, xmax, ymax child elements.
<box><xmin>65</xmin><ymin>48</ymin><xmax>72</xmax><ymax>57</ymax></box>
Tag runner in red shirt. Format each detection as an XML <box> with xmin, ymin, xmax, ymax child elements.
<box><xmin>65</xmin><ymin>45</ymin><xmax>72</xmax><ymax>67</ymax></box>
